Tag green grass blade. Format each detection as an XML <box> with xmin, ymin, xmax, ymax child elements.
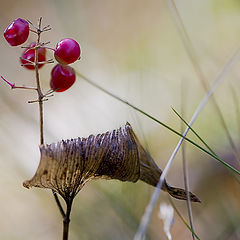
<box><xmin>76</xmin><ymin>71</ymin><xmax>240</xmax><ymax>176</ymax></box>
<box><xmin>166</xmin><ymin>0</ymin><xmax>240</xmax><ymax>163</ymax></box>
<box><xmin>172</xmin><ymin>106</ymin><xmax>240</xmax><ymax>185</ymax></box>
<box><xmin>171</xmin><ymin>107</ymin><xmax>215</xmax><ymax>155</ymax></box>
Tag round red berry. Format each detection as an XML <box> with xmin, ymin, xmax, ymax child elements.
<box><xmin>20</xmin><ymin>42</ymin><xmax>46</xmax><ymax>70</ymax></box>
<box><xmin>54</xmin><ymin>38</ymin><xmax>81</xmax><ymax>65</ymax></box>
<box><xmin>50</xmin><ymin>64</ymin><xmax>76</xmax><ymax>92</ymax></box>
<box><xmin>4</xmin><ymin>18</ymin><xmax>29</xmax><ymax>46</ymax></box>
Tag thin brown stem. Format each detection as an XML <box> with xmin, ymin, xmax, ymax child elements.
<box><xmin>63</xmin><ymin>198</ymin><xmax>73</xmax><ymax>240</ymax></box>
<box><xmin>33</xmin><ymin>17</ymin><xmax>66</xmax><ymax>234</ymax></box>
<box><xmin>29</xmin><ymin>29</ymin><xmax>38</xmax><ymax>34</ymax></box>
<box><xmin>34</xmin><ymin>26</ymin><xmax>44</xmax><ymax>145</ymax></box>
<box><xmin>28</xmin><ymin>99</ymin><xmax>48</xmax><ymax>104</ymax></box>
<box><xmin>34</xmin><ymin>18</ymin><xmax>43</xmax><ymax>142</ymax></box>
<box><xmin>53</xmin><ymin>191</ymin><xmax>66</xmax><ymax>218</ymax></box>
<box><xmin>12</xmin><ymin>86</ymin><xmax>37</xmax><ymax>90</ymax></box>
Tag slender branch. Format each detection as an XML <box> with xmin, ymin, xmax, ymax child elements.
<box><xmin>1</xmin><ymin>75</ymin><xmax>15</xmax><ymax>88</ymax></box>
<box><xmin>34</xmin><ymin>20</ymin><xmax>44</xmax><ymax>145</ymax></box>
<box><xmin>53</xmin><ymin>191</ymin><xmax>66</xmax><ymax>218</ymax></box>
<box><xmin>29</xmin><ymin>29</ymin><xmax>38</xmax><ymax>34</ymax></box>
<box><xmin>32</xmin><ymin>17</ymin><xmax>67</xmax><ymax>236</ymax></box>
<box><xmin>63</xmin><ymin>197</ymin><xmax>73</xmax><ymax>240</ymax></box>
<box><xmin>12</xmin><ymin>86</ymin><xmax>37</xmax><ymax>90</ymax></box>
<box><xmin>28</xmin><ymin>98</ymin><xmax>48</xmax><ymax>104</ymax></box>
<box><xmin>0</xmin><ymin>76</ymin><xmax>37</xmax><ymax>91</ymax></box>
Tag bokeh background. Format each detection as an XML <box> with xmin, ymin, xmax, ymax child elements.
<box><xmin>1</xmin><ymin>0</ymin><xmax>240</xmax><ymax>239</ymax></box>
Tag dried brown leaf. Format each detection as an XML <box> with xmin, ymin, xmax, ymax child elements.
<box><xmin>23</xmin><ymin>123</ymin><xmax>200</xmax><ymax>202</ymax></box>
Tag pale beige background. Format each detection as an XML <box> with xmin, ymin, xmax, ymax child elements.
<box><xmin>0</xmin><ymin>0</ymin><xmax>240</xmax><ymax>239</ymax></box>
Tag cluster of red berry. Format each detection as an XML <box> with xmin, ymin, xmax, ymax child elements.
<box><xmin>4</xmin><ymin>18</ymin><xmax>81</xmax><ymax>92</ymax></box>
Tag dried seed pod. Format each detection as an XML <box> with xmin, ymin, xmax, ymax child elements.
<box><xmin>23</xmin><ymin>123</ymin><xmax>200</xmax><ymax>202</ymax></box>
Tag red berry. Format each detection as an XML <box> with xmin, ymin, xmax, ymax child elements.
<box><xmin>20</xmin><ymin>42</ymin><xmax>46</xmax><ymax>70</ymax></box>
<box><xmin>50</xmin><ymin>64</ymin><xmax>76</xmax><ymax>92</ymax></box>
<box><xmin>54</xmin><ymin>38</ymin><xmax>81</xmax><ymax>65</ymax></box>
<box><xmin>4</xmin><ymin>18</ymin><xmax>29</xmax><ymax>46</ymax></box>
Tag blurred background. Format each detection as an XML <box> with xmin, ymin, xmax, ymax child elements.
<box><xmin>1</xmin><ymin>0</ymin><xmax>240</xmax><ymax>239</ymax></box>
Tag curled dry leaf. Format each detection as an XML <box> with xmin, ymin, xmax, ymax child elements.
<box><xmin>23</xmin><ymin>123</ymin><xmax>200</xmax><ymax>202</ymax></box>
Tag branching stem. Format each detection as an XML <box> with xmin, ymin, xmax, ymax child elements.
<box><xmin>34</xmin><ymin>28</ymin><xmax>44</xmax><ymax>145</ymax></box>
<box><xmin>33</xmin><ymin>17</ymin><xmax>68</xmax><ymax>239</ymax></box>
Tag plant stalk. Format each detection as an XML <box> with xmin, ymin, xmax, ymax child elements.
<box><xmin>63</xmin><ymin>198</ymin><xmax>73</xmax><ymax>240</ymax></box>
<box><xmin>35</xmin><ymin>18</ymin><xmax>44</xmax><ymax>145</ymax></box>
<box><xmin>33</xmin><ymin>17</ymin><xmax>67</xmax><ymax>238</ymax></box>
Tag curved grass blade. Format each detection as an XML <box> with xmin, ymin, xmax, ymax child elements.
<box><xmin>166</xmin><ymin>0</ymin><xmax>240</xmax><ymax>163</ymax></box>
<box><xmin>172</xmin><ymin>107</ymin><xmax>240</xmax><ymax>185</ymax></box>
<box><xmin>76</xmin><ymin>71</ymin><xmax>240</xmax><ymax>176</ymax></box>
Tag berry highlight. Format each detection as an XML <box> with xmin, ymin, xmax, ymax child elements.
<box><xmin>4</xmin><ymin>18</ymin><xmax>29</xmax><ymax>46</ymax></box>
<box><xmin>50</xmin><ymin>64</ymin><xmax>76</xmax><ymax>92</ymax></box>
<box><xmin>54</xmin><ymin>38</ymin><xmax>81</xmax><ymax>65</ymax></box>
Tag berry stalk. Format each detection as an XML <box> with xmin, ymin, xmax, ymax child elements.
<box><xmin>3</xmin><ymin>17</ymin><xmax>81</xmax><ymax>240</ymax></box>
<box><xmin>34</xmin><ymin>18</ymin><xmax>44</xmax><ymax>145</ymax></box>
<box><xmin>32</xmin><ymin>17</ymin><xmax>70</xmax><ymax>239</ymax></box>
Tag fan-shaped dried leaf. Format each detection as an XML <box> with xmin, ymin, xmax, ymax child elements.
<box><xmin>23</xmin><ymin>123</ymin><xmax>200</xmax><ymax>202</ymax></box>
